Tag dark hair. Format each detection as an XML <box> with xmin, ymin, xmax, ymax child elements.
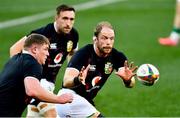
<box><xmin>56</xmin><ymin>4</ymin><xmax>75</xmax><ymax>15</ymax></box>
<box><xmin>24</xmin><ymin>34</ymin><xmax>50</xmax><ymax>50</ymax></box>
<box><xmin>94</xmin><ymin>21</ymin><xmax>113</xmax><ymax>37</ymax></box>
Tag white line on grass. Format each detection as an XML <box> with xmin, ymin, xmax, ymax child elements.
<box><xmin>0</xmin><ymin>0</ymin><xmax>126</xmax><ymax>29</ymax></box>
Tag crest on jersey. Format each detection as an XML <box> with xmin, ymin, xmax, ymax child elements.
<box><xmin>67</xmin><ymin>40</ymin><xmax>73</xmax><ymax>52</ymax></box>
<box><xmin>54</xmin><ymin>53</ymin><xmax>63</xmax><ymax>64</ymax></box>
<box><xmin>92</xmin><ymin>76</ymin><xmax>101</xmax><ymax>87</ymax></box>
<box><xmin>104</xmin><ymin>62</ymin><xmax>113</xmax><ymax>74</ymax></box>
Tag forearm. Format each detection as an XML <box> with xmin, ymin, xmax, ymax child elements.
<box><xmin>63</xmin><ymin>68</ymin><xmax>80</xmax><ymax>88</ymax></box>
<box><xmin>32</xmin><ymin>86</ymin><xmax>60</xmax><ymax>103</ymax></box>
<box><xmin>63</xmin><ymin>76</ymin><xmax>81</xmax><ymax>88</ymax></box>
<box><xmin>10</xmin><ymin>36</ymin><xmax>27</xmax><ymax>57</ymax></box>
<box><xmin>10</xmin><ymin>45</ymin><xmax>22</xmax><ymax>57</ymax></box>
<box><xmin>25</xmin><ymin>77</ymin><xmax>63</xmax><ymax>104</ymax></box>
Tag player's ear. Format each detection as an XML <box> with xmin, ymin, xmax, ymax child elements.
<box><xmin>94</xmin><ymin>36</ymin><xmax>98</xmax><ymax>41</ymax></box>
<box><xmin>55</xmin><ymin>15</ymin><xmax>58</xmax><ymax>21</ymax></box>
<box><xmin>31</xmin><ymin>45</ymin><xmax>37</xmax><ymax>54</ymax></box>
<box><xmin>93</xmin><ymin>36</ymin><xmax>97</xmax><ymax>44</ymax></box>
<box><xmin>93</xmin><ymin>36</ymin><xmax>96</xmax><ymax>41</ymax></box>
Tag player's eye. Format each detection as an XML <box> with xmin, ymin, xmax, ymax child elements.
<box><xmin>70</xmin><ymin>18</ymin><xmax>74</xmax><ymax>21</ymax></box>
<box><xmin>110</xmin><ymin>37</ymin><xmax>114</xmax><ymax>40</ymax></box>
<box><xmin>62</xmin><ymin>17</ymin><xmax>68</xmax><ymax>20</ymax></box>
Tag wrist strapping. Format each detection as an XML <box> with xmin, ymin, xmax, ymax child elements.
<box><xmin>123</xmin><ymin>79</ymin><xmax>131</xmax><ymax>86</ymax></box>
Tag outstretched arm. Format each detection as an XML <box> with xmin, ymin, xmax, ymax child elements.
<box><xmin>63</xmin><ymin>65</ymin><xmax>90</xmax><ymax>88</ymax></box>
<box><xmin>24</xmin><ymin>76</ymin><xmax>73</xmax><ymax>104</ymax></box>
<box><xmin>115</xmin><ymin>60</ymin><xmax>138</xmax><ymax>88</ymax></box>
<box><xmin>10</xmin><ymin>36</ymin><xmax>27</xmax><ymax>57</ymax></box>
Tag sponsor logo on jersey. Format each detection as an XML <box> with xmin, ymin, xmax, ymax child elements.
<box><xmin>86</xmin><ymin>76</ymin><xmax>101</xmax><ymax>92</ymax></box>
<box><xmin>104</xmin><ymin>62</ymin><xmax>113</xmax><ymax>74</ymax></box>
<box><xmin>89</xmin><ymin>65</ymin><xmax>96</xmax><ymax>71</ymax></box>
<box><xmin>54</xmin><ymin>53</ymin><xmax>63</xmax><ymax>64</ymax></box>
<box><xmin>67</xmin><ymin>40</ymin><xmax>73</xmax><ymax>52</ymax></box>
<box><xmin>86</xmin><ymin>85</ymin><xmax>100</xmax><ymax>93</ymax></box>
<box><xmin>50</xmin><ymin>43</ymin><xmax>57</xmax><ymax>49</ymax></box>
<box><xmin>91</xmin><ymin>76</ymin><xmax>101</xmax><ymax>87</ymax></box>
<box><xmin>48</xmin><ymin>64</ymin><xmax>62</xmax><ymax>68</ymax></box>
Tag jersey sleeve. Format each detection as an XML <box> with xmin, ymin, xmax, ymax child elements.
<box><xmin>67</xmin><ymin>45</ymin><xmax>90</xmax><ymax>71</ymax></box>
<box><xmin>23</xmin><ymin>57</ymin><xmax>42</xmax><ymax>81</ymax></box>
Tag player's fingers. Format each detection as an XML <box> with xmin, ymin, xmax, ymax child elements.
<box><xmin>69</xmin><ymin>95</ymin><xmax>73</xmax><ymax>102</ymax></box>
<box><xmin>131</xmin><ymin>66</ymin><xmax>138</xmax><ymax>72</ymax></box>
<box><xmin>85</xmin><ymin>64</ymin><xmax>90</xmax><ymax>71</ymax></box>
<box><xmin>124</xmin><ymin>60</ymin><xmax>128</xmax><ymax>69</ymax></box>
<box><xmin>79</xmin><ymin>66</ymin><xmax>85</xmax><ymax>76</ymax></box>
<box><xmin>68</xmin><ymin>93</ymin><xmax>73</xmax><ymax>98</ymax></box>
<box><xmin>81</xmin><ymin>66</ymin><xmax>85</xmax><ymax>71</ymax></box>
<box><xmin>79</xmin><ymin>71</ymin><xmax>82</xmax><ymax>77</ymax></box>
<box><xmin>130</xmin><ymin>73</ymin><xmax>136</xmax><ymax>79</ymax></box>
<box><xmin>129</xmin><ymin>62</ymin><xmax>134</xmax><ymax>69</ymax></box>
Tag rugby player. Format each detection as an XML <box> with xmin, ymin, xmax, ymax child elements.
<box><xmin>0</xmin><ymin>34</ymin><xmax>73</xmax><ymax>117</ymax></box>
<box><xmin>56</xmin><ymin>21</ymin><xmax>137</xmax><ymax>117</ymax></box>
<box><xmin>9</xmin><ymin>4</ymin><xmax>78</xmax><ymax>117</ymax></box>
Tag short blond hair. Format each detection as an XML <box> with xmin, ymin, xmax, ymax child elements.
<box><xmin>24</xmin><ymin>34</ymin><xmax>50</xmax><ymax>50</ymax></box>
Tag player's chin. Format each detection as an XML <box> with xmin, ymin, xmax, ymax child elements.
<box><xmin>63</xmin><ymin>29</ymin><xmax>71</xmax><ymax>33</ymax></box>
<box><xmin>41</xmin><ymin>60</ymin><xmax>46</xmax><ymax>65</ymax></box>
<box><xmin>103</xmin><ymin>48</ymin><xmax>112</xmax><ymax>54</ymax></box>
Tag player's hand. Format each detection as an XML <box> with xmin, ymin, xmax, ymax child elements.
<box><xmin>57</xmin><ymin>93</ymin><xmax>73</xmax><ymax>104</ymax></box>
<box><xmin>79</xmin><ymin>64</ymin><xmax>90</xmax><ymax>85</ymax></box>
<box><xmin>115</xmin><ymin>60</ymin><xmax>138</xmax><ymax>81</ymax></box>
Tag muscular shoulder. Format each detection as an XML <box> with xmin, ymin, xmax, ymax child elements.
<box><xmin>111</xmin><ymin>48</ymin><xmax>127</xmax><ymax>70</ymax></box>
<box><xmin>69</xmin><ymin>27</ymin><xmax>79</xmax><ymax>41</ymax></box>
<box><xmin>22</xmin><ymin>54</ymin><xmax>42</xmax><ymax>79</ymax></box>
<box><xmin>75</xmin><ymin>44</ymin><xmax>92</xmax><ymax>56</ymax></box>
<box><xmin>71</xmin><ymin>27</ymin><xmax>78</xmax><ymax>35</ymax></box>
<box><xmin>29</xmin><ymin>23</ymin><xmax>54</xmax><ymax>37</ymax></box>
<box><xmin>23</xmin><ymin>54</ymin><xmax>42</xmax><ymax>69</ymax></box>
<box><xmin>68</xmin><ymin>44</ymin><xmax>93</xmax><ymax>69</ymax></box>
<box><xmin>10</xmin><ymin>53</ymin><xmax>39</xmax><ymax>68</ymax></box>
<box><xmin>111</xmin><ymin>48</ymin><xmax>127</xmax><ymax>60</ymax></box>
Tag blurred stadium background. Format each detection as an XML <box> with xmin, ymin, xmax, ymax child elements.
<box><xmin>0</xmin><ymin>0</ymin><xmax>180</xmax><ymax>117</ymax></box>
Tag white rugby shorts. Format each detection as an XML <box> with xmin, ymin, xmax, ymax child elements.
<box><xmin>56</xmin><ymin>88</ymin><xmax>99</xmax><ymax>118</ymax></box>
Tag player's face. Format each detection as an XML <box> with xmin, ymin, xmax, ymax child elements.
<box><xmin>35</xmin><ymin>44</ymin><xmax>49</xmax><ymax>65</ymax></box>
<box><xmin>55</xmin><ymin>10</ymin><xmax>75</xmax><ymax>34</ymax></box>
<box><xmin>95</xmin><ymin>27</ymin><xmax>115</xmax><ymax>56</ymax></box>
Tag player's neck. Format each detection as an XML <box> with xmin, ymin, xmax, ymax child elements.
<box><xmin>22</xmin><ymin>49</ymin><xmax>30</xmax><ymax>54</ymax></box>
<box><xmin>54</xmin><ymin>22</ymin><xmax>62</xmax><ymax>34</ymax></box>
<box><xmin>54</xmin><ymin>22</ymin><xmax>58</xmax><ymax>33</ymax></box>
